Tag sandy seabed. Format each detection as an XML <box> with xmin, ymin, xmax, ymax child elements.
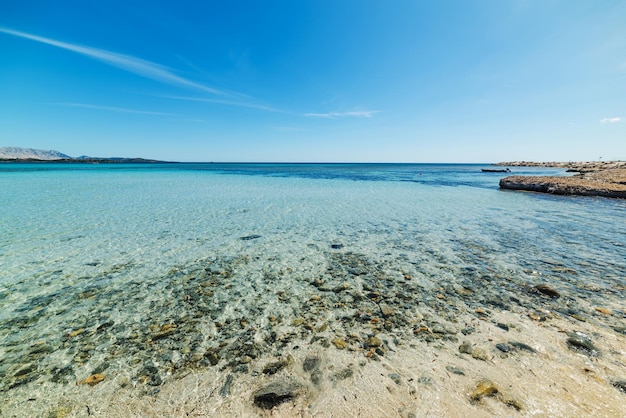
<box><xmin>3</xmin><ymin>293</ymin><xmax>625</xmax><ymax>418</ymax></box>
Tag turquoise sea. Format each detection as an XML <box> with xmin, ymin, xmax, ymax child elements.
<box><xmin>1</xmin><ymin>163</ymin><xmax>625</xmax><ymax>417</ymax></box>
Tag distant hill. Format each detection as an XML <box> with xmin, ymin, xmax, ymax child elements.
<box><xmin>0</xmin><ymin>147</ymin><xmax>71</xmax><ymax>160</ymax></box>
<box><xmin>0</xmin><ymin>147</ymin><xmax>169</xmax><ymax>163</ymax></box>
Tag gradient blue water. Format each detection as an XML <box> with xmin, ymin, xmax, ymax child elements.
<box><xmin>0</xmin><ymin>163</ymin><xmax>624</xmax><ymax>412</ymax></box>
<box><xmin>1</xmin><ymin>162</ymin><xmax>624</xmax><ymax>307</ymax></box>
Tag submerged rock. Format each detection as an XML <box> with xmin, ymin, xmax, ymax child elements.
<box><xmin>303</xmin><ymin>355</ymin><xmax>321</xmax><ymax>373</ymax></box>
<box><xmin>77</xmin><ymin>373</ymin><xmax>105</xmax><ymax>386</ymax></box>
<box><xmin>471</xmin><ymin>348</ymin><xmax>489</xmax><ymax>361</ymax></box>
<box><xmin>332</xmin><ymin>338</ymin><xmax>347</xmax><ymax>349</ymax></box>
<box><xmin>446</xmin><ymin>365</ymin><xmax>465</xmax><ymax>375</ymax></box>
<box><xmin>263</xmin><ymin>359</ymin><xmax>290</xmax><ymax>375</ymax></box>
<box><xmin>612</xmin><ymin>380</ymin><xmax>626</xmax><ymax>394</ymax></box>
<box><xmin>220</xmin><ymin>374</ymin><xmax>234</xmax><ymax>397</ymax></box>
<box><xmin>389</xmin><ymin>373</ymin><xmax>402</xmax><ymax>385</ymax></box>
<box><xmin>240</xmin><ymin>235</ymin><xmax>261</xmax><ymax>241</ymax></box>
<box><xmin>508</xmin><ymin>341</ymin><xmax>537</xmax><ymax>353</ymax></box>
<box><xmin>253</xmin><ymin>379</ymin><xmax>303</xmax><ymax>409</ymax></box>
<box><xmin>470</xmin><ymin>379</ymin><xmax>498</xmax><ymax>401</ymax></box>
<box><xmin>532</xmin><ymin>284</ymin><xmax>560</xmax><ymax>298</ymax></box>
<box><xmin>566</xmin><ymin>332</ymin><xmax>601</xmax><ymax>357</ymax></box>
<box><xmin>365</xmin><ymin>336</ymin><xmax>383</xmax><ymax>348</ymax></box>
<box><xmin>495</xmin><ymin>343</ymin><xmax>511</xmax><ymax>353</ymax></box>
<box><xmin>333</xmin><ymin>368</ymin><xmax>354</xmax><ymax>380</ymax></box>
<box><xmin>459</xmin><ymin>341</ymin><xmax>473</xmax><ymax>354</ymax></box>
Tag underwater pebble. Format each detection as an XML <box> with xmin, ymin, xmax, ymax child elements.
<box><xmin>495</xmin><ymin>323</ymin><xmax>509</xmax><ymax>331</ymax></box>
<box><xmin>253</xmin><ymin>379</ymin><xmax>303</xmax><ymax>409</ymax></box>
<box><xmin>303</xmin><ymin>355</ymin><xmax>321</xmax><ymax>373</ymax></box>
<box><xmin>240</xmin><ymin>235</ymin><xmax>261</xmax><ymax>241</ymax></box>
<box><xmin>471</xmin><ymin>348</ymin><xmax>489</xmax><ymax>361</ymax></box>
<box><xmin>263</xmin><ymin>359</ymin><xmax>289</xmax><ymax>375</ymax></box>
<box><xmin>470</xmin><ymin>379</ymin><xmax>498</xmax><ymax>401</ymax></box>
<box><xmin>595</xmin><ymin>307</ymin><xmax>612</xmax><ymax>315</ymax></box>
<box><xmin>78</xmin><ymin>373</ymin><xmax>105</xmax><ymax>386</ymax></box>
<box><xmin>389</xmin><ymin>373</ymin><xmax>401</xmax><ymax>385</ymax></box>
<box><xmin>445</xmin><ymin>365</ymin><xmax>465</xmax><ymax>375</ymax></box>
<box><xmin>461</xmin><ymin>327</ymin><xmax>475</xmax><ymax>335</ymax></box>
<box><xmin>334</xmin><ymin>368</ymin><xmax>354</xmax><ymax>380</ymax></box>
<box><xmin>612</xmin><ymin>380</ymin><xmax>626</xmax><ymax>394</ymax></box>
<box><xmin>508</xmin><ymin>341</ymin><xmax>537</xmax><ymax>354</ymax></box>
<box><xmin>566</xmin><ymin>333</ymin><xmax>600</xmax><ymax>357</ymax></box>
<box><xmin>13</xmin><ymin>364</ymin><xmax>36</xmax><ymax>378</ymax></box>
<box><xmin>220</xmin><ymin>374</ymin><xmax>234</xmax><ymax>397</ymax></box>
<box><xmin>532</xmin><ymin>284</ymin><xmax>560</xmax><ymax>298</ymax></box>
<box><xmin>459</xmin><ymin>341</ymin><xmax>473</xmax><ymax>354</ymax></box>
<box><xmin>332</xmin><ymin>338</ymin><xmax>347</xmax><ymax>349</ymax></box>
<box><xmin>496</xmin><ymin>343</ymin><xmax>510</xmax><ymax>353</ymax></box>
<box><xmin>365</xmin><ymin>336</ymin><xmax>383</xmax><ymax>348</ymax></box>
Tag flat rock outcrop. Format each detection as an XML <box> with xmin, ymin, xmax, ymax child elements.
<box><xmin>499</xmin><ymin>169</ymin><xmax>626</xmax><ymax>199</ymax></box>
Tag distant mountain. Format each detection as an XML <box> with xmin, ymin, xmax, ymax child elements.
<box><xmin>0</xmin><ymin>147</ymin><xmax>71</xmax><ymax>160</ymax></box>
<box><xmin>0</xmin><ymin>147</ymin><xmax>169</xmax><ymax>163</ymax></box>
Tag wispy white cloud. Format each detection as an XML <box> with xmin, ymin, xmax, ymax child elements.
<box><xmin>52</xmin><ymin>102</ymin><xmax>177</xmax><ymax>116</ymax></box>
<box><xmin>600</xmin><ymin>117</ymin><xmax>621</xmax><ymax>124</ymax></box>
<box><xmin>0</xmin><ymin>27</ymin><xmax>240</xmax><ymax>98</ymax></box>
<box><xmin>304</xmin><ymin>111</ymin><xmax>379</xmax><ymax>119</ymax></box>
<box><xmin>163</xmin><ymin>95</ymin><xmax>286</xmax><ymax>114</ymax></box>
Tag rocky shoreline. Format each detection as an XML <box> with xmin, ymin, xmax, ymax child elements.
<box><xmin>494</xmin><ymin>161</ymin><xmax>626</xmax><ymax>172</ymax></box>
<box><xmin>496</xmin><ymin>161</ymin><xmax>626</xmax><ymax>199</ymax></box>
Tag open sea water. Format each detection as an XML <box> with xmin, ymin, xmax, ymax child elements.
<box><xmin>0</xmin><ymin>163</ymin><xmax>625</xmax><ymax>416</ymax></box>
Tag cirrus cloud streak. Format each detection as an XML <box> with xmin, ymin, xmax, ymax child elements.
<box><xmin>0</xmin><ymin>27</ymin><xmax>240</xmax><ymax>98</ymax></box>
<box><xmin>304</xmin><ymin>111</ymin><xmax>379</xmax><ymax>119</ymax></box>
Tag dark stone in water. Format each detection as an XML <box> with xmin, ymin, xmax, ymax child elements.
<box><xmin>253</xmin><ymin>379</ymin><xmax>302</xmax><ymax>409</ymax></box>
<box><xmin>496</xmin><ymin>323</ymin><xmax>509</xmax><ymax>331</ymax></box>
<box><xmin>13</xmin><ymin>364</ymin><xmax>36</xmax><ymax>378</ymax></box>
<box><xmin>50</xmin><ymin>364</ymin><xmax>74</xmax><ymax>384</ymax></box>
<box><xmin>461</xmin><ymin>327</ymin><xmax>475</xmax><ymax>335</ymax></box>
<box><xmin>233</xmin><ymin>364</ymin><xmax>249</xmax><ymax>374</ymax></box>
<box><xmin>612</xmin><ymin>380</ymin><xmax>626</xmax><ymax>394</ymax></box>
<box><xmin>220</xmin><ymin>374</ymin><xmax>234</xmax><ymax>397</ymax></box>
<box><xmin>533</xmin><ymin>284</ymin><xmax>560</xmax><ymax>298</ymax></box>
<box><xmin>204</xmin><ymin>348</ymin><xmax>221</xmax><ymax>366</ymax></box>
<box><xmin>138</xmin><ymin>365</ymin><xmax>162</xmax><ymax>386</ymax></box>
<box><xmin>459</xmin><ymin>341</ymin><xmax>473</xmax><ymax>354</ymax></box>
<box><xmin>334</xmin><ymin>368</ymin><xmax>353</xmax><ymax>380</ymax></box>
<box><xmin>96</xmin><ymin>321</ymin><xmax>115</xmax><ymax>332</ymax></box>
<box><xmin>417</xmin><ymin>375</ymin><xmax>434</xmax><ymax>385</ymax></box>
<box><xmin>389</xmin><ymin>373</ymin><xmax>401</xmax><ymax>385</ymax></box>
<box><xmin>508</xmin><ymin>341</ymin><xmax>537</xmax><ymax>353</ymax></box>
<box><xmin>486</xmin><ymin>299</ymin><xmax>510</xmax><ymax>311</ymax></box>
<box><xmin>303</xmin><ymin>356</ymin><xmax>321</xmax><ymax>373</ymax></box>
<box><xmin>566</xmin><ymin>332</ymin><xmax>600</xmax><ymax>357</ymax></box>
<box><xmin>613</xmin><ymin>326</ymin><xmax>626</xmax><ymax>335</ymax></box>
<box><xmin>263</xmin><ymin>359</ymin><xmax>289</xmax><ymax>375</ymax></box>
<box><xmin>330</xmin><ymin>244</ymin><xmax>344</xmax><ymax>249</ymax></box>
<box><xmin>496</xmin><ymin>343</ymin><xmax>511</xmax><ymax>353</ymax></box>
<box><xmin>91</xmin><ymin>361</ymin><xmax>110</xmax><ymax>375</ymax></box>
<box><xmin>445</xmin><ymin>365</ymin><xmax>465</xmax><ymax>375</ymax></box>
<box><xmin>240</xmin><ymin>235</ymin><xmax>261</xmax><ymax>241</ymax></box>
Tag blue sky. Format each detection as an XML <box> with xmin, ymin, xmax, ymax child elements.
<box><xmin>1</xmin><ymin>1</ymin><xmax>625</xmax><ymax>162</ymax></box>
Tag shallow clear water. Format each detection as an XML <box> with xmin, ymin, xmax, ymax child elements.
<box><xmin>0</xmin><ymin>163</ymin><xmax>624</xmax><ymax>415</ymax></box>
